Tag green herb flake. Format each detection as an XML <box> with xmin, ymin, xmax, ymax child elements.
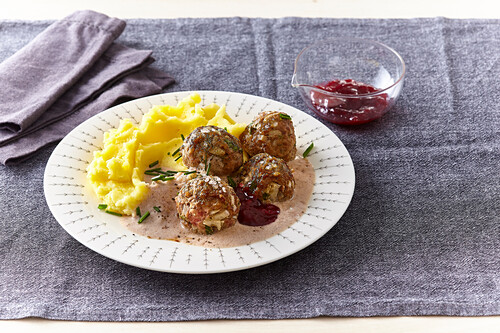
<box><xmin>151</xmin><ymin>175</ymin><xmax>164</xmax><ymax>182</ymax></box>
<box><xmin>224</xmin><ymin>139</ymin><xmax>242</xmax><ymax>152</ymax></box>
<box><xmin>279</xmin><ymin>113</ymin><xmax>292</xmax><ymax>120</ymax></box>
<box><xmin>205</xmin><ymin>162</ymin><xmax>211</xmax><ymax>175</ymax></box>
<box><xmin>303</xmin><ymin>142</ymin><xmax>314</xmax><ymax>158</ymax></box>
<box><xmin>183</xmin><ymin>170</ymin><xmax>197</xmax><ymax>175</ymax></box>
<box><xmin>174</xmin><ymin>155</ymin><xmax>182</xmax><ymax>162</ymax></box>
<box><xmin>162</xmin><ymin>176</ymin><xmax>175</xmax><ymax>181</ymax></box>
<box><xmin>172</xmin><ymin>147</ymin><xmax>181</xmax><ymax>157</ymax></box>
<box><xmin>205</xmin><ymin>225</ymin><xmax>214</xmax><ymax>235</ymax></box>
<box><xmin>148</xmin><ymin>160</ymin><xmax>159</xmax><ymax>168</ymax></box>
<box><xmin>227</xmin><ymin>176</ymin><xmax>236</xmax><ymax>188</ymax></box>
<box><xmin>247</xmin><ymin>122</ymin><xmax>254</xmax><ymax>134</ymax></box>
<box><xmin>181</xmin><ymin>134</ymin><xmax>185</xmax><ymax>141</ymax></box>
<box><xmin>98</xmin><ymin>204</ymin><xmax>108</xmax><ymax>210</ymax></box>
<box><xmin>138</xmin><ymin>211</ymin><xmax>150</xmax><ymax>224</ymax></box>
<box><xmin>153</xmin><ymin>206</ymin><xmax>161</xmax><ymax>213</ymax></box>
<box><xmin>105</xmin><ymin>210</ymin><xmax>122</xmax><ymax>217</ymax></box>
<box><xmin>136</xmin><ymin>206</ymin><xmax>142</xmax><ymax>217</ymax></box>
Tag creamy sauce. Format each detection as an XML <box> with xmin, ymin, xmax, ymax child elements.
<box><xmin>121</xmin><ymin>158</ymin><xmax>315</xmax><ymax>248</ymax></box>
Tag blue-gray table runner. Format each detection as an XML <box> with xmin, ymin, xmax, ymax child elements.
<box><xmin>0</xmin><ymin>17</ymin><xmax>499</xmax><ymax>321</ymax></box>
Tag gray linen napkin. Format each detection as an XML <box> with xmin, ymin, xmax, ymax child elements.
<box><xmin>0</xmin><ymin>10</ymin><xmax>175</xmax><ymax>165</ymax></box>
<box><xmin>0</xmin><ymin>43</ymin><xmax>152</xmax><ymax>146</ymax></box>
<box><xmin>0</xmin><ymin>10</ymin><xmax>125</xmax><ymax>132</ymax></box>
<box><xmin>0</xmin><ymin>66</ymin><xmax>173</xmax><ymax>165</ymax></box>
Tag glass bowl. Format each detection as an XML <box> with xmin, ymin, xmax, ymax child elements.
<box><xmin>291</xmin><ymin>38</ymin><xmax>405</xmax><ymax>125</ymax></box>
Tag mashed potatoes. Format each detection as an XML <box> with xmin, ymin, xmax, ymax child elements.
<box><xmin>86</xmin><ymin>93</ymin><xmax>246</xmax><ymax>215</ymax></box>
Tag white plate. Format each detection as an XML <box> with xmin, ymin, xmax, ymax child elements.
<box><xmin>43</xmin><ymin>91</ymin><xmax>355</xmax><ymax>274</ymax></box>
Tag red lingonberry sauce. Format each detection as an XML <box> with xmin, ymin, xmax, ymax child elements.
<box><xmin>310</xmin><ymin>79</ymin><xmax>389</xmax><ymax>125</ymax></box>
<box><xmin>235</xmin><ymin>185</ymin><xmax>280</xmax><ymax>226</ymax></box>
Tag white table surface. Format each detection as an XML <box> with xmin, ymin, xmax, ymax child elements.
<box><xmin>2</xmin><ymin>0</ymin><xmax>499</xmax><ymax>332</ymax></box>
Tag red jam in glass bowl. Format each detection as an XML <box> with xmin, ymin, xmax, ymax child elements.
<box><xmin>292</xmin><ymin>38</ymin><xmax>405</xmax><ymax>125</ymax></box>
<box><xmin>310</xmin><ymin>79</ymin><xmax>390</xmax><ymax>125</ymax></box>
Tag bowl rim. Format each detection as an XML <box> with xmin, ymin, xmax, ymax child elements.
<box><xmin>291</xmin><ymin>37</ymin><xmax>406</xmax><ymax>98</ymax></box>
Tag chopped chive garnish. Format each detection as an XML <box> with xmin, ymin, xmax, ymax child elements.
<box><xmin>145</xmin><ymin>171</ymin><xmax>159</xmax><ymax>176</ymax></box>
<box><xmin>105</xmin><ymin>210</ymin><xmax>122</xmax><ymax>217</ymax></box>
<box><xmin>303</xmin><ymin>142</ymin><xmax>314</xmax><ymax>158</ymax></box>
<box><xmin>181</xmin><ymin>134</ymin><xmax>185</xmax><ymax>141</ymax></box>
<box><xmin>206</xmin><ymin>162</ymin><xmax>211</xmax><ymax>175</ymax></box>
<box><xmin>146</xmin><ymin>167</ymin><xmax>162</xmax><ymax>172</ymax></box>
<box><xmin>183</xmin><ymin>170</ymin><xmax>197</xmax><ymax>175</ymax></box>
<box><xmin>136</xmin><ymin>206</ymin><xmax>142</xmax><ymax>217</ymax></box>
<box><xmin>148</xmin><ymin>160</ymin><xmax>159</xmax><ymax>168</ymax></box>
<box><xmin>138</xmin><ymin>211</ymin><xmax>150</xmax><ymax>224</ymax></box>
<box><xmin>151</xmin><ymin>175</ymin><xmax>163</xmax><ymax>181</ymax></box>
<box><xmin>205</xmin><ymin>225</ymin><xmax>214</xmax><ymax>235</ymax></box>
<box><xmin>153</xmin><ymin>206</ymin><xmax>161</xmax><ymax>212</ymax></box>
<box><xmin>172</xmin><ymin>147</ymin><xmax>181</xmax><ymax>157</ymax></box>
<box><xmin>156</xmin><ymin>170</ymin><xmax>176</xmax><ymax>176</ymax></box>
<box><xmin>162</xmin><ymin>176</ymin><xmax>175</xmax><ymax>181</ymax></box>
<box><xmin>98</xmin><ymin>204</ymin><xmax>107</xmax><ymax>210</ymax></box>
<box><xmin>224</xmin><ymin>127</ymin><xmax>228</xmax><ymax>131</ymax></box>
<box><xmin>227</xmin><ymin>176</ymin><xmax>236</xmax><ymax>188</ymax></box>
<box><xmin>224</xmin><ymin>139</ymin><xmax>241</xmax><ymax>152</ymax></box>
<box><xmin>279</xmin><ymin>113</ymin><xmax>292</xmax><ymax>120</ymax></box>
<box><xmin>174</xmin><ymin>155</ymin><xmax>182</xmax><ymax>161</ymax></box>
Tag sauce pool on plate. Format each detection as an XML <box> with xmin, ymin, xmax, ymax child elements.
<box><xmin>121</xmin><ymin>157</ymin><xmax>315</xmax><ymax>248</ymax></box>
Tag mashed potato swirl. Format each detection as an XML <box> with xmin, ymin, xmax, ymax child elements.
<box><xmin>86</xmin><ymin>93</ymin><xmax>246</xmax><ymax>215</ymax></box>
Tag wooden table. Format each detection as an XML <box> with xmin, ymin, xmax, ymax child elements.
<box><xmin>2</xmin><ymin>0</ymin><xmax>499</xmax><ymax>331</ymax></box>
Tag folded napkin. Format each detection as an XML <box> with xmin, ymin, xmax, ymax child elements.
<box><xmin>0</xmin><ymin>10</ymin><xmax>175</xmax><ymax>165</ymax></box>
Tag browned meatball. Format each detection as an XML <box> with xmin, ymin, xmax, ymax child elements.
<box><xmin>181</xmin><ymin>126</ymin><xmax>243</xmax><ymax>176</ymax></box>
<box><xmin>239</xmin><ymin>111</ymin><xmax>297</xmax><ymax>162</ymax></box>
<box><xmin>175</xmin><ymin>175</ymin><xmax>240</xmax><ymax>234</ymax></box>
<box><xmin>238</xmin><ymin>153</ymin><xmax>295</xmax><ymax>202</ymax></box>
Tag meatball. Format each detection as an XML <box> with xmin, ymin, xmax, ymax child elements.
<box><xmin>238</xmin><ymin>153</ymin><xmax>295</xmax><ymax>202</ymax></box>
<box><xmin>239</xmin><ymin>111</ymin><xmax>297</xmax><ymax>162</ymax></box>
<box><xmin>181</xmin><ymin>125</ymin><xmax>243</xmax><ymax>176</ymax></box>
<box><xmin>175</xmin><ymin>175</ymin><xmax>240</xmax><ymax>234</ymax></box>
